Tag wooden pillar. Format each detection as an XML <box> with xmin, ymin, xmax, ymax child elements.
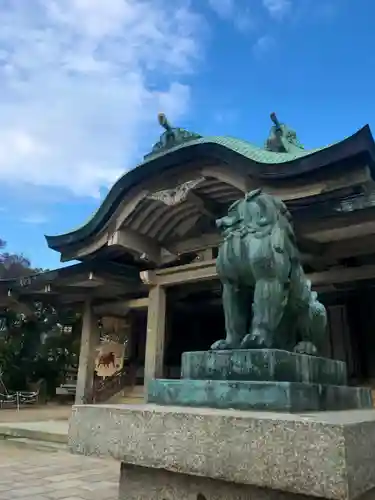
<box><xmin>75</xmin><ymin>299</ymin><xmax>100</xmax><ymax>404</ymax></box>
<box><xmin>327</xmin><ymin>304</ymin><xmax>354</xmax><ymax>376</ymax></box>
<box><xmin>144</xmin><ymin>285</ymin><xmax>166</xmax><ymax>385</ymax></box>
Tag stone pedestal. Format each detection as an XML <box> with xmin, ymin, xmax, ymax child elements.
<box><xmin>69</xmin><ymin>351</ymin><xmax>374</xmax><ymax>499</ymax></box>
<box><xmin>69</xmin><ymin>403</ymin><xmax>375</xmax><ymax>500</ymax></box>
<box><xmin>147</xmin><ymin>349</ymin><xmax>372</xmax><ymax>411</ymax></box>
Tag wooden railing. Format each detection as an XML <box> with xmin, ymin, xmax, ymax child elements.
<box><xmin>92</xmin><ymin>363</ymin><xmax>136</xmax><ymax>404</ymax></box>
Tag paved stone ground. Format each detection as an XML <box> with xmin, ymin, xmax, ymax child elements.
<box><xmin>0</xmin><ymin>441</ymin><xmax>120</xmax><ymax>499</ymax></box>
<box><xmin>0</xmin><ymin>420</ymin><xmax>69</xmax><ymax>440</ymax></box>
<box><xmin>0</xmin><ymin>405</ymin><xmax>71</xmax><ymax>423</ymax></box>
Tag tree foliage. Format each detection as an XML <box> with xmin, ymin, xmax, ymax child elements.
<box><xmin>0</xmin><ymin>239</ymin><xmax>35</xmax><ymax>279</ymax></box>
<box><xmin>0</xmin><ymin>240</ymin><xmax>81</xmax><ymax>396</ymax></box>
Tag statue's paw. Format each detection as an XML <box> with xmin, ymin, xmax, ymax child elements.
<box><xmin>293</xmin><ymin>341</ymin><xmax>317</xmax><ymax>356</ymax></box>
<box><xmin>210</xmin><ymin>340</ymin><xmax>234</xmax><ymax>350</ymax></box>
<box><xmin>240</xmin><ymin>332</ymin><xmax>270</xmax><ymax>349</ymax></box>
<box><xmin>240</xmin><ymin>334</ymin><xmax>256</xmax><ymax>349</ymax></box>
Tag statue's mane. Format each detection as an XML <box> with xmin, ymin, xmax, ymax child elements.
<box><xmin>220</xmin><ymin>189</ymin><xmax>294</xmax><ymax>242</ymax></box>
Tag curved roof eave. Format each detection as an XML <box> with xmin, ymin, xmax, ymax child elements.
<box><xmin>45</xmin><ymin>125</ymin><xmax>375</xmax><ymax>252</ymax></box>
<box><xmin>0</xmin><ymin>261</ymin><xmax>141</xmax><ymax>294</ymax></box>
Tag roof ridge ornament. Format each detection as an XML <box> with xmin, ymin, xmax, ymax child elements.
<box><xmin>144</xmin><ymin>113</ymin><xmax>202</xmax><ymax>160</ymax></box>
<box><xmin>265</xmin><ymin>112</ymin><xmax>304</xmax><ymax>154</ymax></box>
<box><xmin>158</xmin><ymin>112</ymin><xmax>172</xmax><ymax>132</ymax></box>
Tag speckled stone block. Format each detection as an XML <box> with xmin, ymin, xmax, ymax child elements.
<box><xmin>119</xmin><ymin>463</ymin><xmax>312</xmax><ymax>500</ymax></box>
<box><xmin>118</xmin><ymin>464</ymin><xmax>375</xmax><ymax>500</ymax></box>
<box><xmin>69</xmin><ymin>404</ymin><xmax>375</xmax><ymax>500</ymax></box>
<box><xmin>147</xmin><ymin>379</ymin><xmax>372</xmax><ymax>412</ymax></box>
<box><xmin>181</xmin><ymin>349</ymin><xmax>347</xmax><ymax>385</ymax></box>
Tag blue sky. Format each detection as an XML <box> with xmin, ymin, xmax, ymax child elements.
<box><xmin>0</xmin><ymin>0</ymin><xmax>373</xmax><ymax>270</ymax></box>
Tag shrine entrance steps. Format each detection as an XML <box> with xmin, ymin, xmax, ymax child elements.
<box><xmin>109</xmin><ymin>384</ymin><xmax>144</xmax><ymax>405</ymax></box>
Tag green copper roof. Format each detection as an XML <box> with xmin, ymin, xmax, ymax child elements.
<box><xmin>45</xmin><ymin>115</ymin><xmax>375</xmax><ymax>254</ymax></box>
<box><xmin>46</xmin><ymin>138</ymin><xmax>330</xmax><ymax>242</ymax></box>
<box><xmin>53</xmin><ymin>136</ymin><xmax>319</xmax><ymax>236</ymax></box>
<box><xmin>143</xmin><ymin>111</ymin><xmax>313</xmax><ymax>163</ymax></box>
<box><xmin>141</xmin><ymin>134</ymin><xmax>332</xmax><ymax>165</ymax></box>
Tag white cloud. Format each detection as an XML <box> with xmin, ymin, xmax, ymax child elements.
<box><xmin>214</xmin><ymin>110</ymin><xmax>238</xmax><ymax>125</ymax></box>
<box><xmin>263</xmin><ymin>0</ymin><xmax>292</xmax><ymax>19</ymax></box>
<box><xmin>0</xmin><ymin>0</ymin><xmax>203</xmax><ymax>198</ymax></box>
<box><xmin>253</xmin><ymin>35</ymin><xmax>275</xmax><ymax>57</ymax></box>
<box><xmin>20</xmin><ymin>214</ymin><xmax>48</xmax><ymax>225</ymax></box>
<box><xmin>207</xmin><ymin>0</ymin><xmax>254</xmax><ymax>32</ymax></box>
<box><xmin>207</xmin><ymin>0</ymin><xmax>235</xmax><ymax>18</ymax></box>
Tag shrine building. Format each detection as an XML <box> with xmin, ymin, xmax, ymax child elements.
<box><xmin>1</xmin><ymin>112</ymin><xmax>375</xmax><ymax>405</ymax></box>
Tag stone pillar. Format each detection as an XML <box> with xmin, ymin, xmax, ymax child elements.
<box><xmin>75</xmin><ymin>299</ymin><xmax>100</xmax><ymax>404</ymax></box>
<box><xmin>144</xmin><ymin>285</ymin><xmax>166</xmax><ymax>385</ymax></box>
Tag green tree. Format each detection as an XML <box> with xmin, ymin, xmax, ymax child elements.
<box><xmin>0</xmin><ymin>239</ymin><xmax>34</xmax><ymax>279</ymax></box>
<box><xmin>0</xmin><ymin>240</ymin><xmax>81</xmax><ymax>397</ymax></box>
<box><xmin>0</xmin><ymin>302</ymin><xmax>81</xmax><ymax>396</ymax></box>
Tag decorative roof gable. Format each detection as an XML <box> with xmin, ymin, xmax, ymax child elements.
<box><xmin>144</xmin><ymin>113</ymin><xmax>201</xmax><ymax>160</ymax></box>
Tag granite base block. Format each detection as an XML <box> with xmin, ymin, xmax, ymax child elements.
<box><xmin>69</xmin><ymin>404</ymin><xmax>375</xmax><ymax>500</ymax></box>
<box><xmin>119</xmin><ymin>463</ymin><xmax>313</xmax><ymax>500</ymax></box>
<box><xmin>147</xmin><ymin>379</ymin><xmax>373</xmax><ymax>412</ymax></box>
<box><xmin>181</xmin><ymin>349</ymin><xmax>347</xmax><ymax>385</ymax></box>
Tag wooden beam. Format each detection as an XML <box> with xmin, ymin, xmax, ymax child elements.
<box><xmin>93</xmin><ymin>297</ymin><xmax>149</xmax><ymax>317</ymax></box>
<box><xmin>322</xmin><ymin>234</ymin><xmax>375</xmax><ymax>261</ymax></box>
<box><xmin>20</xmin><ymin>282</ymin><xmax>131</xmax><ymax>297</ymax></box>
<box><xmin>295</xmin><ymin>206</ymin><xmax>375</xmax><ymax>239</ymax></box>
<box><xmin>263</xmin><ymin>165</ymin><xmax>371</xmax><ymax>201</ymax></box>
<box><xmin>309</xmin><ymin>265</ymin><xmax>375</xmax><ymax>287</ymax></box>
<box><xmin>166</xmin><ymin>232</ymin><xmax>322</xmax><ymax>259</ymax></box>
<box><xmin>18</xmin><ymin>284</ymin><xmax>140</xmax><ymax>306</ymax></box>
<box><xmin>201</xmin><ymin>166</ymin><xmax>248</xmax><ymax>193</ymax></box>
<box><xmin>12</xmin><ymin>270</ymin><xmax>105</xmax><ymax>293</ymax></box>
<box><xmin>141</xmin><ymin>259</ymin><xmax>375</xmax><ymax>288</ymax></box>
<box><xmin>38</xmin><ymin>285</ymin><xmax>104</xmax><ymax>295</ymax></box>
<box><xmin>141</xmin><ymin>260</ymin><xmax>217</xmax><ymax>287</ymax></box>
<box><xmin>17</xmin><ymin>292</ymin><xmax>89</xmax><ymax>305</ymax></box>
<box><xmin>108</xmin><ymin>228</ymin><xmax>168</xmax><ymax>264</ymax></box>
<box><xmin>297</xmin><ymin>237</ymin><xmax>324</xmax><ymax>256</ymax></box>
<box><xmin>306</xmin><ymin>219</ymin><xmax>375</xmax><ymax>244</ymax></box>
<box><xmin>187</xmin><ymin>191</ymin><xmax>222</xmax><ymax>220</ymax></box>
<box><xmin>167</xmin><ymin>233</ymin><xmax>220</xmax><ymax>255</ymax></box>
<box><xmin>169</xmin><ymin>212</ymin><xmax>375</xmax><ymax>251</ymax></box>
<box><xmin>203</xmin><ymin>164</ymin><xmax>371</xmax><ymax>202</ymax></box>
<box><xmin>123</xmin><ymin>297</ymin><xmax>149</xmax><ymax>309</ymax></box>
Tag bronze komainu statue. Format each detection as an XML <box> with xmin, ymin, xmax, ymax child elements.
<box><xmin>211</xmin><ymin>189</ymin><xmax>327</xmax><ymax>354</ymax></box>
